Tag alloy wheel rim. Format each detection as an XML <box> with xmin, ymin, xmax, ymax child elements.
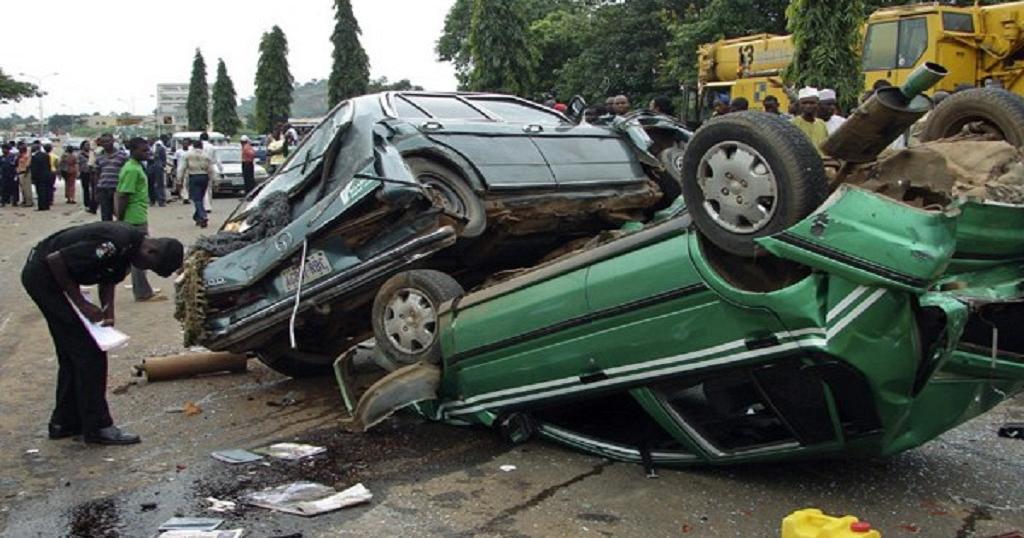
<box><xmin>383</xmin><ymin>288</ymin><xmax>438</xmax><ymax>354</ymax></box>
<box><xmin>696</xmin><ymin>141</ymin><xmax>778</xmax><ymax>234</ymax></box>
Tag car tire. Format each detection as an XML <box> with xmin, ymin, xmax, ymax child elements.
<box><xmin>656</xmin><ymin>145</ymin><xmax>685</xmax><ymax>205</ymax></box>
<box><xmin>680</xmin><ymin>111</ymin><xmax>828</xmax><ymax>258</ymax></box>
<box><xmin>921</xmin><ymin>88</ymin><xmax>1024</xmax><ymax>147</ymax></box>
<box><xmin>372</xmin><ymin>270</ymin><xmax>464</xmax><ymax>366</ymax></box>
<box><xmin>406</xmin><ymin>157</ymin><xmax>487</xmax><ymax>238</ymax></box>
<box><xmin>255</xmin><ymin>351</ymin><xmax>334</xmax><ymax>378</ymax></box>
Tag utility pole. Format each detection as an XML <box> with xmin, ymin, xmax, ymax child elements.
<box><xmin>18</xmin><ymin>72</ymin><xmax>59</xmax><ymax>138</ymax></box>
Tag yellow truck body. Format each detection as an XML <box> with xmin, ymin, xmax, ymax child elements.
<box><xmin>686</xmin><ymin>1</ymin><xmax>1024</xmax><ymax>123</ymax></box>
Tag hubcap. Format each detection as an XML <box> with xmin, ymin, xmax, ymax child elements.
<box><xmin>420</xmin><ymin>175</ymin><xmax>467</xmax><ymax>218</ymax></box>
<box><xmin>383</xmin><ymin>288</ymin><xmax>438</xmax><ymax>355</ymax></box>
<box><xmin>696</xmin><ymin>141</ymin><xmax>778</xmax><ymax>234</ymax></box>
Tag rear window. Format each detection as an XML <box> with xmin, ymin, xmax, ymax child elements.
<box><xmin>402</xmin><ymin>95</ymin><xmax>488</xmax><ymax>120</ymax></box>
<box><xmin>468</xmin><ymin>98</ymin><xmax>565</xmax><ymax>124</ymax></box>
<box><xmin>943</xmin><ymin>12</ymin><xmax>974</xmax><ymax>33</ymax></box>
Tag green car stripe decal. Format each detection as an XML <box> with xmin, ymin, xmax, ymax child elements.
<box><xmin>775</xmin><ymin>232</ymin><xmax>930</xmax><ymax>288</ymax></box>
<box><xmin>438</xmin><ymin>286</ymin><xmax>887</xmax><ymax>418</ymax></box>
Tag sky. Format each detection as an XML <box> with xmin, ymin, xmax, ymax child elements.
<box><xmin>1</xmin><ymin>0</ymin><xmax>458</xmax><ymax>118</ymax></box>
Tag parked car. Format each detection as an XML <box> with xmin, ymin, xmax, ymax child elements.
<box><xmin>333</xmin><ymin>110</ymin><xmax>1024</xmax><ymax>467</ymax></box>
<box><xmin>176</xmin><ymin>92</ymin><xmax>691</xmax><ymax>376</ymax></box>
<box><xmin>210</xmin><ymin>146</ymin><xmax>269</xmax><ymax>196</ymax></box>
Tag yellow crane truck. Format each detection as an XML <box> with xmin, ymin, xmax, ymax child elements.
<box><xmin>682</xmin><ymin>1</ymin><xmax>1024</xmax><ymax>125</ymax></box>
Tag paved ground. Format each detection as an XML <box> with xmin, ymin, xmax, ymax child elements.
<box><xmin>1</xmin><ymin>189</ymin><xmax>1023</xmax><ymax>537</ymax></box>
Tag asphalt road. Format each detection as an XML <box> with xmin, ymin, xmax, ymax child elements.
<box><xmin>1</xmin><ymin>189</ymin><xmax>1023</xmax><ymax>537</ymax></box>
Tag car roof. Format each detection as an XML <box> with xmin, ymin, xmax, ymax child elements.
<box><xmin>379</xmin><ymin>91</ymin><xmax>570</xmax><ymax>123</ymax></box>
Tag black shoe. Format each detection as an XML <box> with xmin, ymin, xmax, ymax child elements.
<box><xmin>48</xmin><ymin>423</ymin><xmax>81</xmax><ymax>440</ymax></box>
<box><xmin>84</xmin><ymin>426</ymin><xmax>140</xmax><ymax>445</ymax></box>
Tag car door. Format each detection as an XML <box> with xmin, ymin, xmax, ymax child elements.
<box><xmin>393</xmin><ymin>94</ymin><xmax>556</xmax><ymax>189</ymax></box>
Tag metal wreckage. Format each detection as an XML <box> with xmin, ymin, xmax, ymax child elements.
<box><xmin>177</xmin><ymin>64</ymin><xmax>1024</xmax><ymax>467</ymax></box>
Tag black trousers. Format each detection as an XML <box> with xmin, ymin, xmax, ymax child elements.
<box><xmin>0</xmin><ymin>176</ymin><xmax>18</xmax><ymax>205</ymax></box>
<box><xmin>34</xmin><ymin>176</ymin><xmax>54</xmax><ymax>210</ymax></box>
<box><xmin>95</xmin><ymin>187</ymin><xmax>115</xmax><ymax>221</ymax></box>
<box><xmin>241</xmin><ymin>161</ymin><xmax>255</xmax><ymax>193</ymax></box>
<box><xmin>79</xmin><ymin>171</ymin><xmax>93</xmax><ymax>211</ymax></box>
<box><xmin>21</xmin><ymin>259</ymin><xmax>113</xmax><ymax>434</ymax></box>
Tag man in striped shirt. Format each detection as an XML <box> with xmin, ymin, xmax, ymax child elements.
<box><xmin>94</xmin><ymin>134</ymin><xmax>128</xmax><ymax>222</ymax></box>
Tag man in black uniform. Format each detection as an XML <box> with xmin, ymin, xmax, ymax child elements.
<box><xmin>21</xmin><ymin>222</ymin><xmax>183</xmax><ymax>445</ymax></box>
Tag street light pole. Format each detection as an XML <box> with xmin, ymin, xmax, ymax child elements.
<box><xmin>18</xmin><ymin>72</ymin><xmax>59</xmax><ymax>138</ymax></box>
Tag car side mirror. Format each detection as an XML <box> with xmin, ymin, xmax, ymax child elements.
<box><xmin>567</xmin><ymin>95</ymin><xmax>587</xmax><ymax>124</ymax></box>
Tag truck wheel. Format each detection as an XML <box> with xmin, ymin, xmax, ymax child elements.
<box><xmin>372</xmin><ymin>270</ymin><xmax>464</xmax><ymax>366</ymax></box>
<box><xmin>680</xmin><ymin>111</ymin><xmax>828</xmax><ymax>257</ymax></box>
<box><xmin>922</xmin><ymin>88</ymin><xmax>1024</xmax><ymax>147</ymax></box>
<box><xmin>255</xmin><ymin>351</ymin><xmax>334</xmax><ymax>378</ymax></box>
<box><xmin>406</xmin><ymin>157</ymin><xmax>487</xmax><ymax>238</ymax></box>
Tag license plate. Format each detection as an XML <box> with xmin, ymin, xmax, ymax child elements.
<box><xmin>280</xmin><ymin>250</ymin><xmax>332</xmax><ymax>292</ymax></box>
<box><xmin>230</xmin><ymin>177</ymin><xmax>244</xmax><ymax>185</ymax></box>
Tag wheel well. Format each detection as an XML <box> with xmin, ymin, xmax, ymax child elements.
<box><xmin>401</xmin><ymin>150</ymin><xmax>485</xmax><ymax>194</ymax></box>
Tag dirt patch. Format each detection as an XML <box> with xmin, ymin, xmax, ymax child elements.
<box><xmin>66</xmin><ymin>498</ymin><xmax>122</xmax><ymax>538</ymax></box>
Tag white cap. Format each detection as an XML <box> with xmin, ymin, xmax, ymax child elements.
<box><xmin>819</xmin><ymin>89</ymin><xmax>837</xmax><ymax>102</ymax></box>
<box><xmin>240</xmin><ymin>135</ymin><xmax>250</xmax><ymax>142</ymax></box>
<box><xmin>798</xmin><ymin>87</ymin><xmax>820</xmax><ymax>101</ymax></box>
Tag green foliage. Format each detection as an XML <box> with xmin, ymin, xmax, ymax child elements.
<box><xmin>528</xmin><ymin>7</ymin><xmax>589</xmax><ymax>98</ymax></box>
<box><xmin>254</xmin><ymin>26</ymin><xmax>294</xmax><ymax>134</ymax></box>
<box><xmin>785</xmin><ymin>0</ymin><xmax>866</xmax><ymax>110</ymax></box>
<box><xmin>436</xmin><ymin>0</ymin><xmax>474</xmax><ymax>89</ymax></box>
<box><xmin>328</xmin><ymin>0</ymin><xmax>370</xmax><ymax>107</ymax></box>
<box><xmin>467</xmin><ymin>0</ymin><xmax>538</xmax><ymax>95</ymax></box>
<box><xmin>187</xmin><ymin>49</ymin><xmax>209</xmax><ymax>131</ymax></box>
<box><xmin>0</xmin><ymin>70</ymin><xmax>38</xmax><ymax>103</ymax></box>
<box><xmin>212</xmin><ymin>59</ymin><xmax>241</xmax><ymax>136</ymax></box>
<box><xmin>238</xmin><ymin>76</ymin><xmax>422</xmax><ymax>121</ymax></box>
<box><xmin>46</xmin><ymin>114</ymin><xmax>78</xmax><ymax>133</ymax></box>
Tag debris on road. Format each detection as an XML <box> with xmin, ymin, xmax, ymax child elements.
<box><xmin>204</xmin><ymin>497</ymin><xmax>237</xmax><ymax>513</ymax></box>
<box><xmin>258</xmin><ymin>443</ymin><xmax>326</xmax><ymax>461</ymax></box>
<box><xmin>244</xmin><ymin>481</ymin><xmax>372</xmax><ymax>516</ymax></box>
<box><xmin>140</xmin><ymin>502</ymin><xmax>158</xmax><ymax>512</ymax></box>
<box><xmin>158</xmin><ymin>530</ymin><xmax>243</xmax><ymax>538</ymax></box>
<box><xmin>183</xmin><ymin>401</ymin><xmax>203</xmax><ymax>417</ymax></box>
<box><xmin>998</xmin><ymin>423</ymin><xmax>1024</xmax><ymax>439</ymax></box>
<box><xmin>24</xmin><ymin>449</ymin><xmax>38</xmax><ymax>455</ymax></box>
<box><xmin>210</xmin><ymin>449</ymin><xmax>263</xmax><ymax>464</ymax></box>
<box><xmin>266</xmin><ymin>390</ymin><xmax>303</xmax><ymax>408</ymax></box>
<box><xmin>136</xmin><ymin>351</ymin><xmax>248</xmax><ymax>382</ymax></box>
<box><xmin>157</xmin><ymin>516</ymin><xmax>224</xmax><ymax>532</ymax></box>
<box><xmin>499</xmin><ymin>464</ymin><xmax>517</xmax><ymax>472</ymax></box>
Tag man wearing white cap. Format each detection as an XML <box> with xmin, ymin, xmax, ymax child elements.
<box><xmin>240</xmin><ymin>135</ymin><xmax>256</xmax><ymax>194</ymax></box>
<box><xmin>791</xmin><ymin>87</ymin><xmax>829</xmax><ymax>152</ymax></box>
<box><xmin>818</xmin><ymin>89</ymin><xmax>847</xmax><ymax>135</ymax></box>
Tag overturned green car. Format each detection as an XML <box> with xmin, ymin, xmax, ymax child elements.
<box><xmin>339</xmin><ymin>91</ymin><xmax>1024</xmax><ymax>466</ymax></box>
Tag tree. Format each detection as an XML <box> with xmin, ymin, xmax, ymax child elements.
<box><xmin>328</xmin><ymin>0</ymin><xmax>370</xmax><ymax>106</ymax></box>
<box><xmin>254</xmin><ymin>26</ymin><xmax>294</xmax><ymax>134</ymax></box>
<box><xmin>367</xmin><ymin>77</ymin><xmax>424</xmax><ymax>93</ymax></box>
<box><xmin>785</xmin><ymin>0</ymin><xmax>866</xmax><ymax>111</ymax></box>
<box><xmin>467</xmin><ymin>0</ymin><xmax>537</xmax><ymax>95</ymax></box>
<box><xmin>0</xmin><ymin>70</ymin><xmax>38</xmax><ymax>103</ymax></box>
<box><xmin>187</xmin><ymin>49</ymin><xmax>209</xmax><ymax>131</ymax></box>
<box><xmin>212</xmin><ymin>59</ymin><xmax>241</xmax><ymax>136</ymax></box>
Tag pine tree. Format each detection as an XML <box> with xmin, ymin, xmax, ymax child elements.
<box><xmin>212</xmin><ymin>59</ymin><xmax>241</xmax><ymax>136</ymax></box>
<box><xmin>328</xmin><ymin>0</ymin><xmax>370</xmax><ymax>107</ymax></box>
<box><xmin>186</xmin><ymin>49</ymin><xmax>209</xmax><ymax>131</ymax></box>
<box><xmin>254</xmin><ymin>25</ymin><xmax>294</xmax><ymax>134</ymax></box>
<box><xmin>784</xmin><ymin>0</ymin><xmax>866</xmax><ymax>111</ymax></box>
<box><xmin>467</xmin><ymin>0</ymin><xmax>537</xmax><ymax>95</ymax></box>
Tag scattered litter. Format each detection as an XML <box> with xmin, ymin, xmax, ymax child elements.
<box><xmin>140</xmin><ymin>352</ymin><xmax>248</xmax><ymax>382</ymax></box>
<box><xmin>267</xmin><ymin>390</ymin><xmax>303</xmax><ymax>408</ymax></box>
<box><xmin>205</xmin><ymin>497</ymin><xmax>237</xmax><ymax>513</ymax></box>
<box><xmin>166</xmin><ymin>406</ymin><xmax>185</xmax><ymax>414</ymax></box>
<box><xmin>157</xmin><ymin>516</ymin><xmax>223</xmax><ymax>532</ymax></box>
<box><xmin>140</xmin><ymin>502</ymin><xmax>158</xmax><ymax>512</ymax></box>
<box><xmin>103</xmin><ymin>458</ymin><xmax>115</xmax><ymax>463</ymax></box>
<box><xmin>998</xmin><ymin>423</ymin><xmax>1024</xmax><ymax>439</ymax></box>
<box><xmin>158</xmin><ymin>530</ymin><xmax>243</xmax><ymax>538</ymax></box>
<box><xmin>183</xmin><ymin>401</ymin><xmax>203</xmax><ymax>416</ymax></box>
<box><xmin>244</xmin><ymin>481</ymin><xmax>372</xmax><ymax>516</ymax></box>
<box><xmin>211</xmin><ymin>449</ymin><xmax>263</xmax><ymax>464</ymax></box>
<box><xmin>257</xmin><ymin>443</ymin><xmax>326</xmax><ymax>461</ymax></box>
<box><xmin>499</xmin><ymin>465</ymin><xmax>517</xmax><ymax>472</ymax></box>
<box><xmin>24</xmin><ymin>449</ymin><xmax>39</xmax><ymax>455</ymax></box>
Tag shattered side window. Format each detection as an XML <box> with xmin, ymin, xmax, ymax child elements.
<box><xmin>247</xmin><ymin>102</ymin><xmax>354</xmax><ymax>209</ymax></box>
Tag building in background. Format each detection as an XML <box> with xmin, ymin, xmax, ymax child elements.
<box><xmin>156</xmin><ymin>83</ymin><xmax>190</xmax><ymax>132</ymax></box>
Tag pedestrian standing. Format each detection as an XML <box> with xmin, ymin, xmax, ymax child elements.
<box><xmin>17</xmin><ymin>142</ymin><xmax>33</xmax><ymax>207</ymax></box>
<box><xmin>240</xmin><ymin>135</ymin><xmax>256</xmax><ymax>194</ymax></box>
<box><xmin>0</xmin><ymin>143</ymin><xmax>19</xmax><ymax>207</ymax></box>
<box><xmin>791</xmin><ymin>87</ymin><xmax>829</xmax><ymax>152</ymax></box>
<box><xmin>61</xmin><ymin>145</ymin><xmax>79</xmax><ymax>204</ymax></box>
<box><xmin>817</xmin><ymin>89</ymin><xmax>847</xmax><ymax>135</ymax></box>
<box><xmin>147</xmin><ymin>137</ymin><xmax>167</xmax><ymax>207</ymax></box>
<box><xmin>199</xmin><ymin>132</ymin><xmax>218</xmax><ymax>213</ymax></box>
<box><xmin>266</xmin><ymin>128</ymin><xmax>286</xmax><ymax>175</ymax></box>
<box><xmin>114</xmin><ymin>137</ymin><xmax>165</xmax><ymax>302</ymax></box>
<box><xmin>94</xmin><ymin>134</ymin><xmax>128</xmax><ymax>221</ymax></box>
<box><xmin>611</xmin><ymin>95</ymin><xmax>631</xmax><ymax>116</ymax></box>
<box><xmin>78</xmin><ymin>141</ymin><xmax>96</xmax><ymax>213</ymax></box>
<box><xmin>21</xmin><ymin>221</ymin><xmax>183</xmax><ymax>445</ymax></box>
<box><xmin>174</xmin><ymin>138</ymin><xmax>191</xmax><ymax>202</ymax></box>
<box><xmin>182</xmin><ymin>139</ymin><xmax>215</xmax><ymax>228</ymax></box>
<box><xmin>729</xmin><ymin>97</ymin><xmax>750</xmax><ymax>113</ymax></box>
<box><xmin>30</xmin><ymin>141</ymin><xmax>56</xmax><ymax>211</ymax></box>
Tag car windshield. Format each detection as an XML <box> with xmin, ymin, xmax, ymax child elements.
<box><xmin>247</xmin><ymin>101</ymin><xmax>354</xmax><ymax>208</ymax></box>
<box><xmin>215</xmin><ymin>148</ymin><xmax>242</xmax><ymax>163</ymax></box>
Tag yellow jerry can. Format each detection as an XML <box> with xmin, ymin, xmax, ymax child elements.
<box><xmin>782</xmin><ymin>508</ymin><xmax>881</xmax><ymax>538</ymax></box>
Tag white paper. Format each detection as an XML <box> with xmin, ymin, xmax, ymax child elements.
<box><xmin>244</xmin><ymin>482</ymin><xmax>372</xmax><ymax>516</ymax></box>
<box><xmin>258</xmin><ymin>442</ymin><xmax>326</xmax><ymax>461</ymax></box>
<box><xmin>158</xmin><ymin>530</ymin><xmax>243</xmax><ymax>538</ymax></box>
<box><xmin>66</xmin><ymin>292</ymin><xmax>129</xmax><ymax>351</ymax></box>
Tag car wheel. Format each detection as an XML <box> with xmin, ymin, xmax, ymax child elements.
<box><xmin>680</xmin><ymin>111</ymin><xmax>828</xmax><ymax>257</ymax></box>
<box><xmin>406</xmin><ymin>157</ymin><xmax>487</xmax><ymax>238</ymax></box>
<box><xmin>255</xmin><ymin>351</ymin><xmax>334</xmax><ymax>378</ymax></box>
<box><xmin>921</xmin><ymin>88</ymin><xmax>1024</xmax><ymax>147</ymax></box>
<box><xmin>657</xmin><ymin>145</ymin><xmax>685</xmax><ymax>204</ymax></box>
<box><xmin>372</xmin><ymin>270</ymin><xmax>464</xmax><ymax>365</ymax></box>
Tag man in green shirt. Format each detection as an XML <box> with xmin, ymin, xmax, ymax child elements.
<box><xmin>791</xmin><ymin>87</ymin><xmax>830</xmax><ymax>154</ymax></box>
<box><xmin>115</xmin><ymin>138</ymin><xmax>164</xmax><ymax>302</ymax></box>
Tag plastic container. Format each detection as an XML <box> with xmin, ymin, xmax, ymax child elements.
<box><xmin>782</xmin><ymin>509</ymin><xmax>882</xmax><ymax>538</ymax></box>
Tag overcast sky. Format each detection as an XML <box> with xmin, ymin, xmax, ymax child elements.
<box><xmin>1</xmin><ymin>0</ymin><xmax>457</xmax><ymax>118</ymax></box>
